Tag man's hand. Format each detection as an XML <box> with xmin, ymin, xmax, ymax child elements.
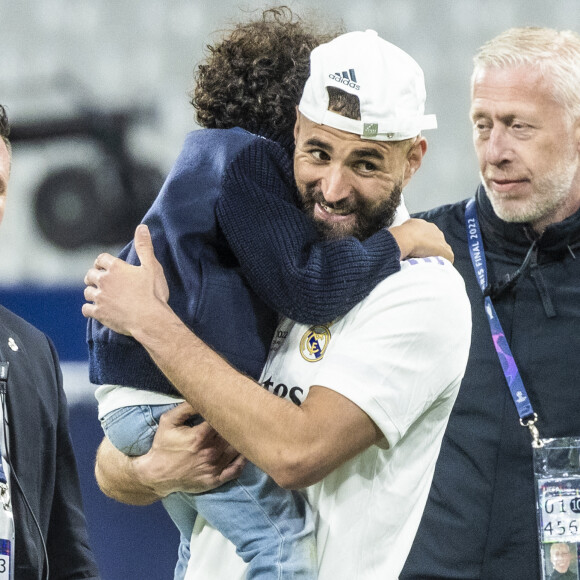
<box><xmin>96</xmin><ymin>403</ymin><xmax>246</xmax><ymax>504</ymax></box>
<box><xmin>82</xmin><ymin>224</ymin><xmax>170</xmax><ymax>336</ymax></box>
<box><xmin>390</xmin><ymin>218</ymin><xmax>454</xmax><ymax>263</ymax></box>
<box><xmin>136</xmin><ymin>403</ymin><xmax>246</xmax><ymax>496</ymax></box>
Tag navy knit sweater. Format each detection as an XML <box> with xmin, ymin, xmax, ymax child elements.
<box><xmin>88</xmin><ymin>127</ymin><xmax>401</xmax><ymax>396</ymax></box>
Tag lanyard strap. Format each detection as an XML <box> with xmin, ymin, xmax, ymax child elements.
<box><xmin>0</xmin><ymin>402</ymin><xmax>10</xmax><ymax>512</ymax></box>
<box><xmin>465</xmin><ymin>198</ymin><xmax>542</xmax><ymax>446</ymax></box>
<box><xmin>0</xmin><ymin>366</ymin><xmax>10</xmax><ymax>503</ymax></box>
<box><xmin>0</xmin><ymin>364</ymin><xmax>8</xmax><ymax>488</ymax></box>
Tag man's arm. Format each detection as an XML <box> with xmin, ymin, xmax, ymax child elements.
<box><xmin>83</xmin><ymin>226</ymin><xmax>382</xmax><ymax>489</ymax></box>
<box><xmin>96</xmin><ymin>438</ymin><xmax>159</xmax><ymax>505</ymax></box>
<box><xmin>96</xmin><ymin>403</ymin><xmax>247</xmax><ymax>504</ymax></box>
<box><xmin>47</xmin><ymin>340</ymin><xmax>100</xmax><ymax>578</ymax></box>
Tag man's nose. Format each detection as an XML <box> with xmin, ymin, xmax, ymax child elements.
<box><xmin>321</xmin><ymin>165</ymin><xmax>351</xmax><ymax>205</ymax></box>
<box><xmin>485</xmin><ymin>126</ymin><xmax>514</xmax><ymax>166</ymax></box>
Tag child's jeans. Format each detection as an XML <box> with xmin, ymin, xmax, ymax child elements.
<box><xmin>101</xmin><ymin>403</ymin><xmax>317</xmax><ymax>580</ymax></box>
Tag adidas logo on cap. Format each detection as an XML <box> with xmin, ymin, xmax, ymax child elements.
<box><xmin>328</xmin><ymin>68</ymin><xmax>360</xmax><ymax>90</ymax></box>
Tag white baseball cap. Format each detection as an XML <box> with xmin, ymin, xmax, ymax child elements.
<box><xmin>298</xmin><ymin>30</ymin><xmax>437</xmax><ymax>141</ymax></box>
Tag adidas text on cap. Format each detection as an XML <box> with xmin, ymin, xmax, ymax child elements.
<box><xmin>298</xmin><ymin>30</ymin><xmax>437</xmax><ymax>141</ymax></box>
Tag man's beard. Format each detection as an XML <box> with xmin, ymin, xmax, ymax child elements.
<box><xmin>481</xmin><ymin>143</ymin><xmax>579</xmax><ymax>229</ymax></box>
<box><xmin>301</xmin><ymin>182</ymin><xmax>403</xmax><ymax>241</ymax></box>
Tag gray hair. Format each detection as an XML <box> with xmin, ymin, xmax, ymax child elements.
<box><xmin>0</xmin><ymin>105</ymin><xmax>10</xmax><ymax>155</ymax></box>
<box><xmin>472</xmin><ymin>27</ymin><xmax>580</xmax><ymax>122</ymax></box>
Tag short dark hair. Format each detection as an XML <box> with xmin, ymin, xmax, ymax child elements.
<box><xmin>191</xmin><ymin>6</ymin><xmax>342</xmax><ymax>136</ymax></box>
<box><xmin>0</xmin><ymin>105</ymin><xmax>10</xmax><ymax>151</ymax></box>
<box><xmin>327</xmin><ymin>86</ymin><xmax>361</xmax><ymax>120</ymax></box>
<box><xmin>326</xmin><ymin>87</ymin><xmax>415</xmax><ymax>151</ymax></box>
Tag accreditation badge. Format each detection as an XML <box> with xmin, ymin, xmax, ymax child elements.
<box><xmin>534</xmin><ymin>437</ymin><xmax>580</xmax><ymax>580</ymax></box>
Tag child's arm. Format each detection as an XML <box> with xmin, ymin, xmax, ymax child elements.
<box><xmin>217</xmin><ymin>138</ymin><xmax>443</xmax><ymax>324</ymax></box>
<box><xmin>391</xmin><ymin>219</ymin><xmax>454</xmax><ymax>264</ymax></box>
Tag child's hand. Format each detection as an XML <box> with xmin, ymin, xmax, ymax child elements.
<box><xmin>390</xmin><ymin>218</ymin><xmax>454</xmax><ymax>263</ymax></box>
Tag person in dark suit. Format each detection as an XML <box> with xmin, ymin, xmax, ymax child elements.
<box><xmin>0</xmin><ymin>104</ymin><xmax>99</xmax><ymax>579</ymax></box>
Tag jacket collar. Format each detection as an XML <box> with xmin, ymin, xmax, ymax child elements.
<box><xmin>475</xmin><ymin>184</ymin><xmax>580</xmax><ymax>259</ymax></box>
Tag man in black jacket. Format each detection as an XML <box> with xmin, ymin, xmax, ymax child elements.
<box><xmin>0</xmin><ymin>104</ymin><xmax>99</xmax><ymax>579</ymax></box>
<box><xmin>400</xmin><ymin>26</ymin><xmax>580</xmax><ymax>580</ymax></box>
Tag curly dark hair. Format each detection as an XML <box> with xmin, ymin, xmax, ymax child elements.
<box><xmin>191</xmin><ymin>6</ymin><xmax>342</xmax><ymax>136</ymax></box>
<box><xmin>0</xmin><ymin>105</ymin><xmax>10</xmax><ymax>151</ymax></box>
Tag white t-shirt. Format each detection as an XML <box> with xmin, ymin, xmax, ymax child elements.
<box><xmin>184</xmin><ymin>257</ymin><xmax>471</xmax><ymax>580</ymax></box>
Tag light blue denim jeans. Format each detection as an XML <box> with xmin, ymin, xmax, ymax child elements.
<box><xmin>101</xmin><ymin>404</ymin><xmax>317</xmax><ymax>580</ymax></box>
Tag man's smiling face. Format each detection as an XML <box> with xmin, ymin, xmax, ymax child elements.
<box><xmin>293</xmin><ymin>113</ymin><xmax>423</xmax><ymax>240</ymax></box>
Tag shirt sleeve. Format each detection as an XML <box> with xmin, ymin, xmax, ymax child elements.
<box><xmin>217</xmin><ymin>138</ymin><xmax>402</xmax><ymax>325</ymax></box>
<box><xmin>312</xmin><ymin>260</ymin><xmax>472</xmax><ymax>448</ymax></box>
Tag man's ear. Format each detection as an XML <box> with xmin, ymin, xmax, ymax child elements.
<box><xmin>294</xmin><ymin>107</ymin><xmax>301</xmax><ymax>141</ymax></box>
<box><xmin>403</xmin><ymin>136</ymin><xmax>427</xmax><ymax>187</ymax></box>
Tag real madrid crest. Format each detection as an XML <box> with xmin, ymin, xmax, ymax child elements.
<box><xmin>299</xmin><ymin>325</ymin><xmax>331</xmax><ymax>362</ymax></box>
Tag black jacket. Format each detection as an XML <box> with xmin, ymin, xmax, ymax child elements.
<box><xmin>550</xmin><ymin>569</ymin><xmax>577</xmax><ymax>580</ymax></box>
<box><xmin>401</xmin><ymin>186</ymin><xmax>580</xmax><ymax>580</ymax></box>
<box><xmin>0</xmin><ymin>305</ymin><xmax>99</xmax><ymax>579</ymax></box>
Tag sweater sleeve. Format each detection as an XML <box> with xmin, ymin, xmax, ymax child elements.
<box><xmin>217</xmin><ymin>138</ymin><xmax>401</xmax><ymax>325</ymax></box>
